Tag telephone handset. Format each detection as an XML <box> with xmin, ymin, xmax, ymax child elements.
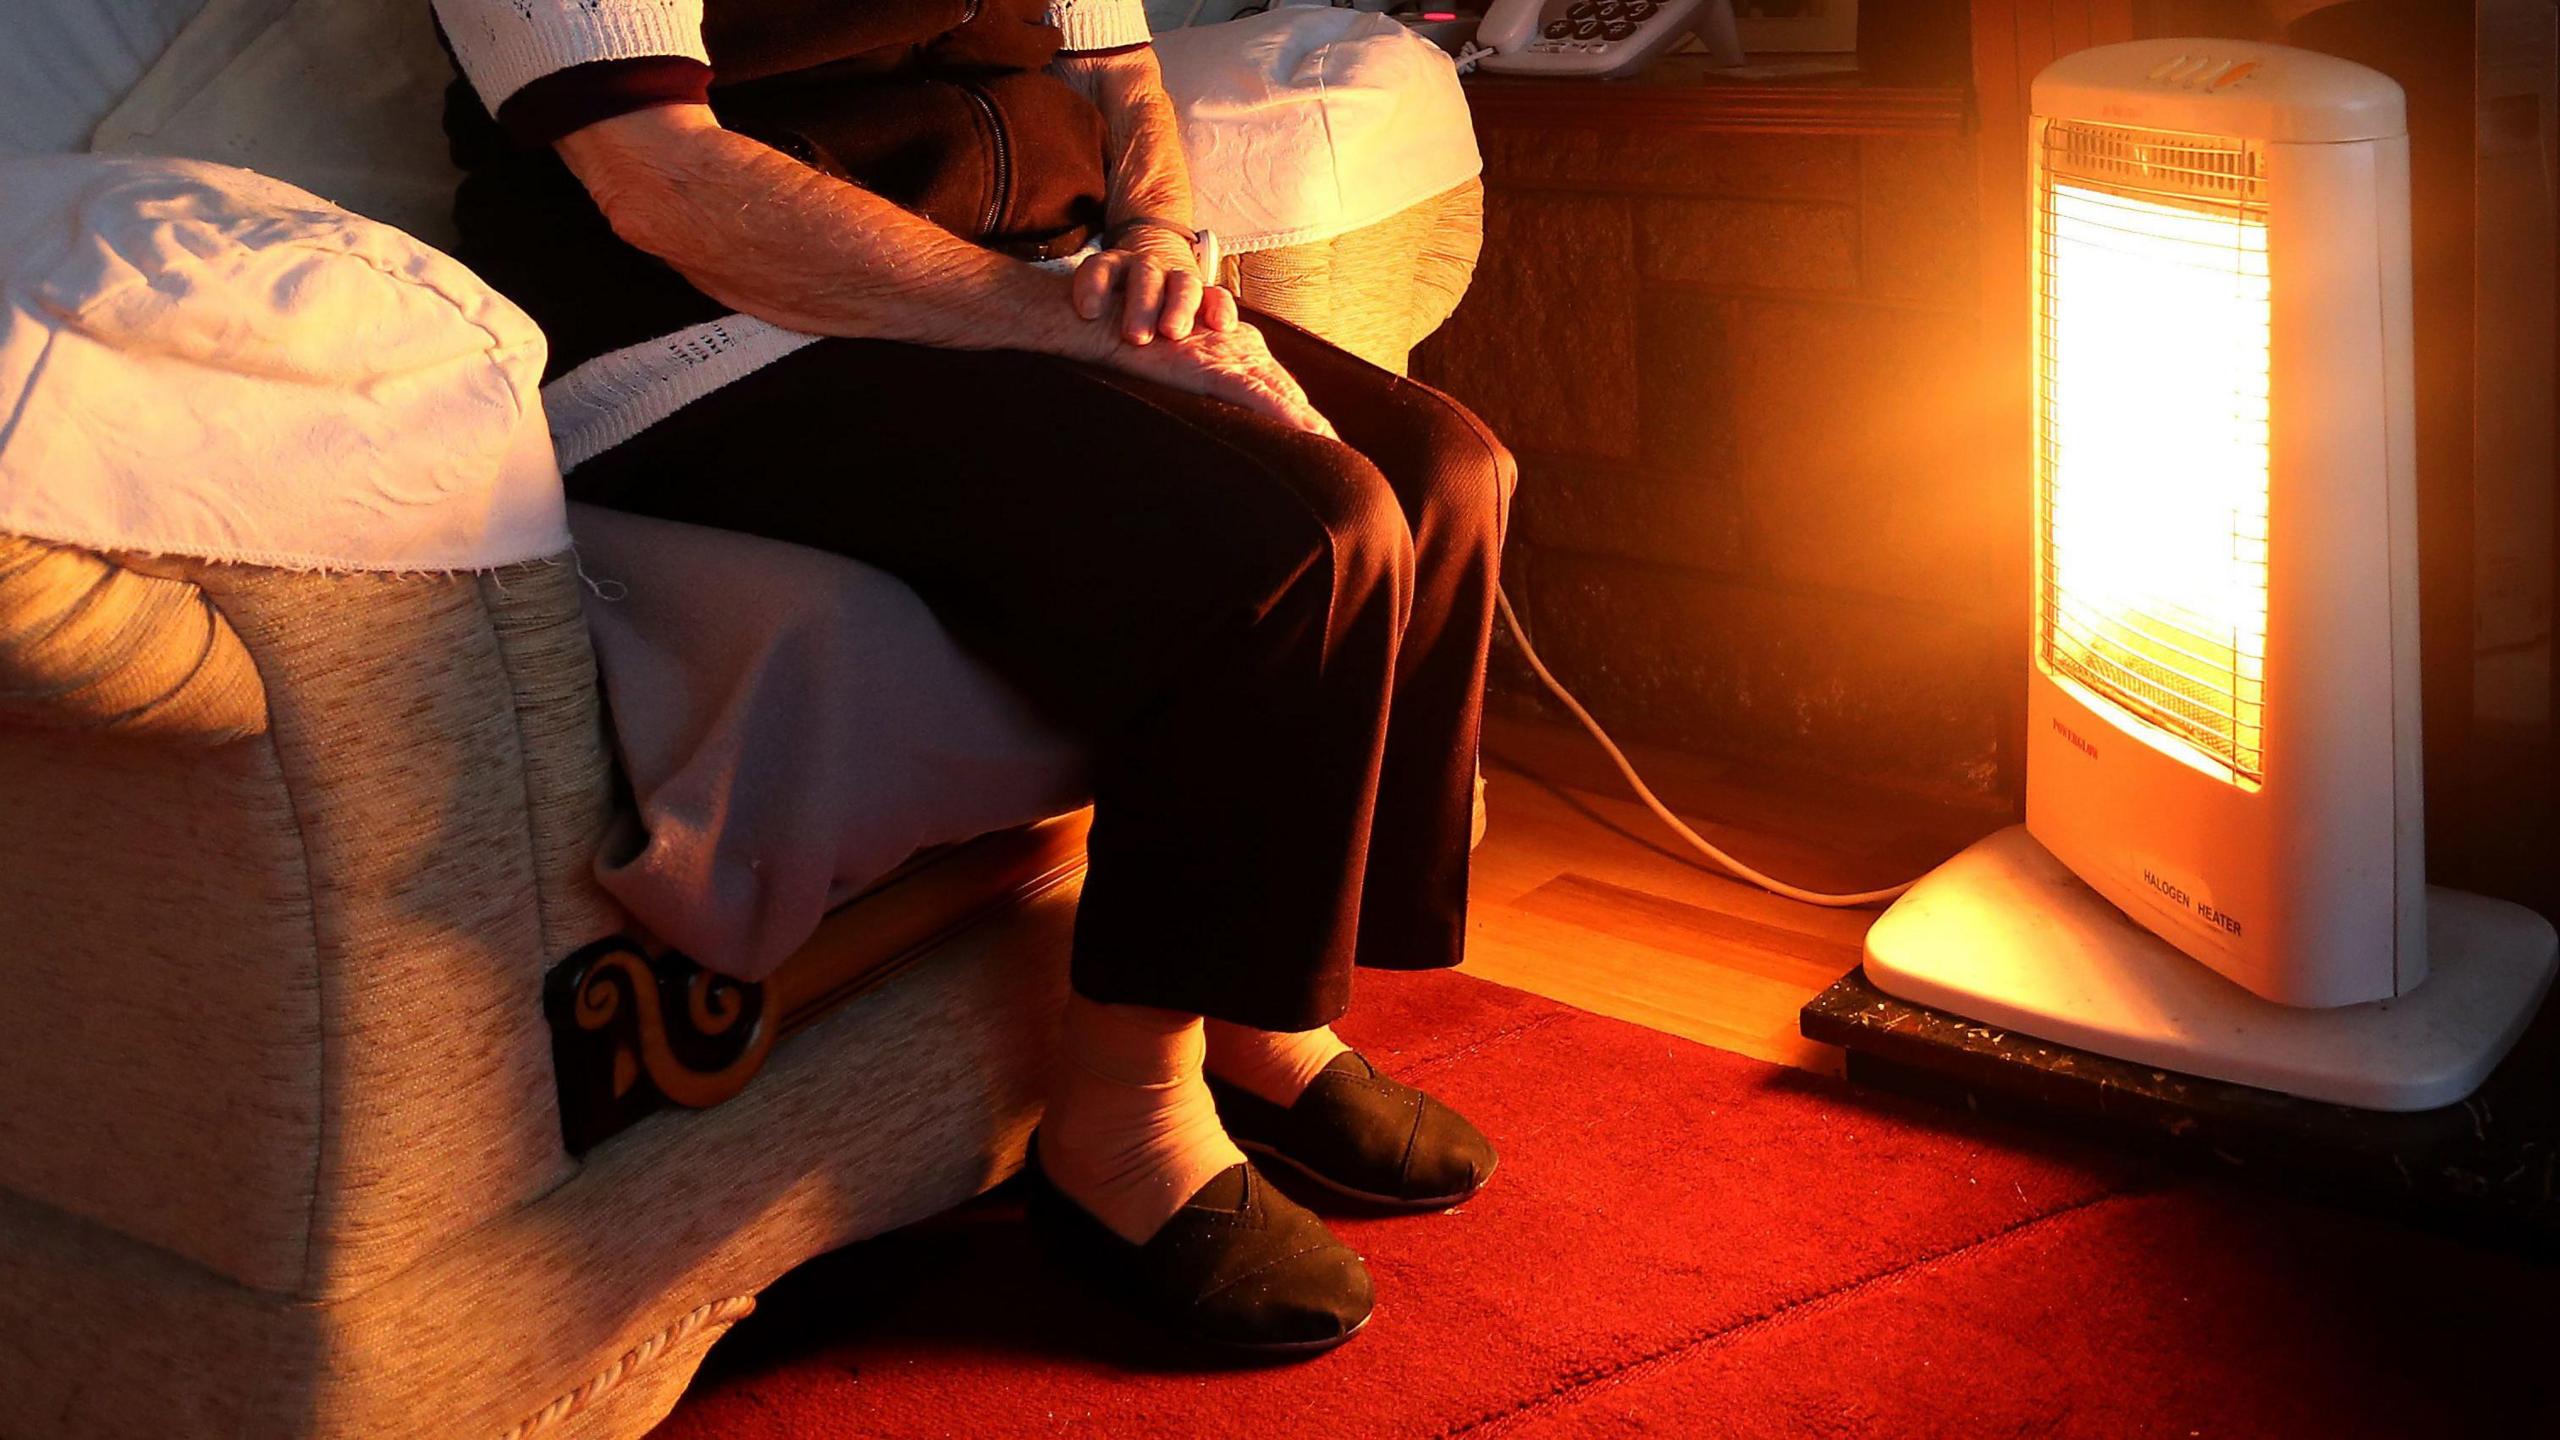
<box><xmin>1473</xmin><ymin>0</ymin><xmax>1740</xmax><ymax>78</ymax></box>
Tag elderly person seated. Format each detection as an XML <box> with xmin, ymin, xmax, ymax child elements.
<box><xmin>429</xmin><ymin>0</ymin><xmax>1515</xmax><ymax>1357</ymax></box>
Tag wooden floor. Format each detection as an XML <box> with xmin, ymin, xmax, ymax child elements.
<box><xmin>1467</xmin><ymin>716</ymin><xmax>2009</xmax><ymax>1077</ymax></box>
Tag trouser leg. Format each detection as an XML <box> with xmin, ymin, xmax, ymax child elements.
<box><xmin>567</xmin><ymin>329</ymin><xmax>1427</xmax><ymax>1029</ymax></box>
<box><xmin>1062</xmin><ymin>403</ymin><xmax>1418</xmax><ymax>1029</ymax></box>
<box><xmin>1257</xmin><ymin>319</ymin><xmax>1518</xmax><ymax>975</ymax></box>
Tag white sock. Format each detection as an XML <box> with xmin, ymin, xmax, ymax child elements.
<box><xmin>1204</xmin><ymin>1019</ymin><xmax>1354</xmax><ymax>1107</ymax></box>
<box><xmin>1040</xmin><ymin>997</ymin><xmax>1247</xmax><ymax>1244</ymax></box>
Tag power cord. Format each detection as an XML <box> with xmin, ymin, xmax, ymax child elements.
<box><xmin>1494</xmin><ymin>584</ymin><xmax>1921</xmax><ymax>908</ymax></box>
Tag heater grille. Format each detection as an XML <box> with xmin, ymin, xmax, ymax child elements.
<box><xmin>2037</xmin><ymin>119</ymin><xmax>2272</xmax><ymax>783</ymax></box>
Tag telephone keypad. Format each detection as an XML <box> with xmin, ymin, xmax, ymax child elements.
<box><xmin>1510</xmin><ymin>0</ymin><xmax>1681</xmax><ymax>63</ymax></box>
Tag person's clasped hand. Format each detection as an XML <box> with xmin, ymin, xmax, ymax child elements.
<box><xmin>1072</xmin><ymin>220</ymin><xmax>1336</xmax><ymax>441</ymax></box>
<box><xmin>1071</xmin><ymin>220</ymin><xmax>1234</xmax><ymax>345</ymax></box>
<box><xmin>1108</xmin><ymin>321</ymin><xmax>1337</xmax><ymax>441</ymax></box>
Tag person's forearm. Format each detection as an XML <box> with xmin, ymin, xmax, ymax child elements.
<box><xmin>1054</xmin><ymin>48</ymin><xmax>1193</xmax><ymax>234</ymax></box>
<box><xmin>556</xmin><ymin>105</ymin><xmax>1121</xmax><ymax>361</ymax></box>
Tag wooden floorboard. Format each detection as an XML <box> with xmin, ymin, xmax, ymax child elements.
<box><xmin>1465</xmin><ymin>716</ymin><xmax>2011</xmax><ymax>1078</ymax></box>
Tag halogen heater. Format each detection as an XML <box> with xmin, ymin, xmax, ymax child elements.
<box><xmin>1862</xmin><ymin>40</ymin><xmax>2557</xmax><ymax>1111</ymax></box>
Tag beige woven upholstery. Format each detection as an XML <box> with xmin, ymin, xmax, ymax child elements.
<box><xmin>0</xmin><ymin>552</ymin><xmax>614</xmax><ymax>1295</ymax></box>
<box><xmin>1222</xmin><ymin>178</ymin><xmax>1486</xmax><ymax>376</ymax></box>
<box><xmin>0</xmin><ymin>176</ymin><xmax>1480</xmax><ymax>1440</ymax></box>
<box><xmin>0</xmin><ymin>539</ymin><xmax>1075</xmax><ymax>1437</ymax></box>
<box><xmin>0</xmin><ymin>534</ymin><xmax>267</xmax><ymax>743</ymax></box>
<box><xmin>0</xmin><ymin>879</ymin><xmax>1076</xmax><ymax>1439</ymax></box>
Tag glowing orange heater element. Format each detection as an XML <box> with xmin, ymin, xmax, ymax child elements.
<box><xmin>2036</xmin><ymin>123</ymin><xmax>2272</xmax><ymax>785</ymax></box>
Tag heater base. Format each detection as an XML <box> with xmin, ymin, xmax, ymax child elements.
<box><xmin>1864</xmin><ymin>826</ymin><xmax>2558</xmax><ymax>1112</ymax></box>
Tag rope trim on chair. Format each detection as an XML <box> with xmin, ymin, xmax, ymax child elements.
<box><xmin>501</xmin><ymin>1293</ymin><xmax>760</xmax><ymax>1440</ymax></box>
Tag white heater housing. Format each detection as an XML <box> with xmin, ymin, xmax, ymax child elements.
<box><xmin>1863</xmin><ymin>40</ymin><xmax>2556</xmax><ymax>1112</ymax></box>
<box><xmin>2026</xmin><ymin>40</ymin><xmax>2420</xmax><ymax>1007</ymax></box>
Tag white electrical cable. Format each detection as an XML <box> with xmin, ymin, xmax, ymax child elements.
<box><xmin>1495</xmin><ymin>584</ymin><xmax>1921</xmax><ymax>908</ymax></box>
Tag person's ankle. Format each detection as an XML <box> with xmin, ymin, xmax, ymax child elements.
<box><xmin>1203</xmin><ymin>1019</ymin><xmax>1353</xmax><ymax>1108</ymax></box>
<box><xmin>1041</xmin><ymin>999</ymin><xmax>1246</xmax><ymax>1244</ymax></box>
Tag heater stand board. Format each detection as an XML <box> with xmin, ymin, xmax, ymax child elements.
<box><xmin>1860</xmin><ymin>827</ymin><xmax>2556</xmax><ymax>1113</ymax></box>
<box><xmin>1800</xmin><ymin>964</ymin><xmax>2560</xmax><ymax>1246</ymax></box>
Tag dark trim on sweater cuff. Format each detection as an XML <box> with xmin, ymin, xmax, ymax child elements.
<box><xmin>497</xmin><ymin>57</ymin><xmax>716</xmax><ymax>148</ymax></box>
<box><xmin>1056</xmin><ymin>40</ymin><xmax>1154</xmax><ymax>58</ymax></box>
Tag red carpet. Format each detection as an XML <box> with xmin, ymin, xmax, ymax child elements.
<box><xmin>647</xmin><ymin>971</ymin><xmax>2558</xmax><ymax>1438</ymax></box>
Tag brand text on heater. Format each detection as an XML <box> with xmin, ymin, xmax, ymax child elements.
<box><xmin>2050</xmin><ymin>717</ymin><xmax>2099</xmax><ymax>759</ymax></box>
<box><xmin>2141</xmin><ymin>867</ymin><xmax>2245</xmax><ymax>937</ymax></box>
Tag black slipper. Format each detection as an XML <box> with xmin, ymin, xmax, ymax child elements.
<box><xmin>1026</xmin><ymin>1136</ymin><xmax>1374</xmax><ymax>1356</ymax></box>
<box><xmin>1207</xmin><ymin>1052</ymin><xmax>1498</xmax><ymax>1211</ymax></box>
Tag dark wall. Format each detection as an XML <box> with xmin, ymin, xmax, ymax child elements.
<box><xmin>1419</xmin><ymin>100</ymin><xmax>2014</xmax><ymax>806</ymax></box>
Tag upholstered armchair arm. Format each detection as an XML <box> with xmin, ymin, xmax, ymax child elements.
<box><xmin>0</xmin><ymin>534</ymin><xmax>622</xmax><ymax>1302</ymax></box>
<box><xmin>1222</xmin><ymin>177</ymin><xmax>1487</xmax><ymax>376</ymax></box>
<box><xmin>1407</xmin><ymin>177</ymin><xmax>1487</xmax><ymax>346</ymax></box>
<box><xmin>0</xmin><ymin>534</ymin><xmax>267</xmax><ymax>743</ymax></box>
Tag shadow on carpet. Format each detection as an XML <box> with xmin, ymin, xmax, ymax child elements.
<box><xmin>646</xmin><ymin>970</ymin><xmax>2559</xmax><ymax>1439</ymax></box>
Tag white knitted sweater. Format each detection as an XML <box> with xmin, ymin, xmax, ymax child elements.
<box><xmin>435</xmin><ymin>0</ymin><xmax>1154</xmax><ymax>115</ymax></box>
<box><xmin>430</xmin><ymin>0</ymin><xmax>1152</xmax><ymax>468</ymax></box>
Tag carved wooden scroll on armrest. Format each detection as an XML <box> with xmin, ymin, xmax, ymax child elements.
<box><xmin>544</xmin><ymin>938</ymin><xmax>779</xmax><ymax>1154</ymax></box>
<box><xmin>543</xmin><ymin>810</ymin><xmax>1091</xmax><ymax>1155</ymax></box>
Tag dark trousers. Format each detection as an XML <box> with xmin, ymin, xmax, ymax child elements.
<box><xmin>570</xmin><ymin>315</ymin><xmax>1515</xmax><ymax>1031</ymax></box>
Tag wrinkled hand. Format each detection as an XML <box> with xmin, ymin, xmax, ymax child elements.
<box><xmin>1103</xmin><ymin>318</ymin><xmax>1337</xmax><ymax>440</ymax></box>
<box><xmin>1071</xmin><ymin>225</ymin><xmax>1237</xmax><ymax>346</ymax></box>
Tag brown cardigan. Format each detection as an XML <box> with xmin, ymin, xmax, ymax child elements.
<box><xmin>439</xmin><ymin>0</ymin><xmax>1111</xmax><ymax>377</ymax></box>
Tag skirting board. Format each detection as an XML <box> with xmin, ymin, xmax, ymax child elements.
<box><xmin>1862</xmin><ymin>826</ymin><xmax>2558</xmax><ymax>1112</ymax></box>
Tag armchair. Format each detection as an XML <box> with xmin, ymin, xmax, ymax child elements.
<box><xmin>0</xmin><ymin>4</ymin><xmax>1487</xmax><ymax>1433</ymax></box>
<box><xmin>0</xmin><ymin>536</ymin><xmax>1089</xmax><ymax>1438</ymax></box>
